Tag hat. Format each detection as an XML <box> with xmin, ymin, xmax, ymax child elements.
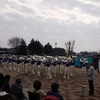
<box><xmin>16</xmin><ymin>78</ymin><xmax>22</xmax><ymax>84</ymax></box>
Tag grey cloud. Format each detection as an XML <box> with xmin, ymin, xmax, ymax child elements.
<box><xmin>42</xmin><ymin>0</ymin><xmax>100</xmax><ymax>18</ymax></box>
<box><xmin>0</xmin><ymin>0</ymin><xmax>100</xmax><ymax>52</ymax></box>
<box><xmin>1</xmin><ymin>11</ymin><xmax>100</xmax><ymax>51</ymax></box>
<box><xmin>19</xmin><ymin>0</ymin><xmax>26</xmax><ymax>3</ymax></box>
<box><xmin>20</xmin><ymin>6</ymin><xmax>36</xmax><ymax>14</ymax></box>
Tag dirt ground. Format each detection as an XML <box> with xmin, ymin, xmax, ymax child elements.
<box><xmin>0</xmin><ymin>65</ymin><xmax>100</xmax><ymax>100</ymax></box>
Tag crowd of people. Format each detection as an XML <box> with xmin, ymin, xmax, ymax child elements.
<box><xmin>0</xmin><ymin>62</ymin><xmax>94</xmax><ymax>100</ymax></box>
<box><xmin>0</xmin><ymin>55</ymin><xmax>88</xmax><ymax>80</ymax></box>
<box><xmin>0</xmin><ymin>55</ymin><xmax>95</xmax><ymax>100</ymax></box>
<box><xmin>0</xmin><ymin>72</ymin><xmax>65</xmax><ymax>100</ymax></box>
<box><xmin>0</xmin><ymin>73</ymin><xmax>16</xmax><ymax>100</ymax></box>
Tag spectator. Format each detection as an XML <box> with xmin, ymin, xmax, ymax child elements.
<box><xmin>87</xmin><ymin>62</ymin><xmax>94</xmax><ymax>95</ymax></box>
<box><xmin>33</xmin><ymin>80</ymin><xmax>46</xmax><ymax>99</ymax></box>
<box><xmin>47</xmin><ymin>82</ymin><xmax>64</xmax><ymax>100</ymax></box>
<box><xmin>10</xmin><ymin>78</ymin><xmax>26</xmax><ymax>100</ymax></box>
<box><xmin>0</xmin><ymin>73</ymin><xmax>16</xmax><ymax>100</ymax></box>
<box><xmin>2</xmin><ymin>74</ymin><xmax>11</xmax><ymax>93</ymax></box>
<box><xmin>0</xmin><ymin>73</ymin><xmax>7</xmax><ymax>97</ymax></box>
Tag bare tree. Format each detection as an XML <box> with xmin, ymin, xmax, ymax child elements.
<box><xmin>7</xmin><ymin>37</ymin><xmax>22</xmax><ymax>48</ymax></box>
<box><xmin>65</xmin><ymin>40</ymin><xmax>75</xmax><ymax>57</ymax></box>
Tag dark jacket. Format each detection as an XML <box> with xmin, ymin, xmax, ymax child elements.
<box><xmin>47</xmin><ymin>91</ymin><xmax>64</xmax><ymax>100</ymax></box>
<box><xmin>10</xmin><ymin>83</ymin><xmax>26</xmax><ymax>100</ymax></box>
<box><xmin>2</xmin><ymin>82</ymin><xmax>10</xmax><ymax>93</ymax></box>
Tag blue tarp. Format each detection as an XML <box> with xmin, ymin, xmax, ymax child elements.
<box><xmin>75</xmin><ymin>56</ymin><xmax>92</xmax><ymax>68</ymax></box>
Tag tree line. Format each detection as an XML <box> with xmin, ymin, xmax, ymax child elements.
<box><xmin>7</xmin><ymin>37</ymin><xmax>53</xmax><ymax>55</ymax></box>
<box><xmin>8</xmin><ymin>37</ymin><xmax>98</xmax><ymax>57</ymax></box>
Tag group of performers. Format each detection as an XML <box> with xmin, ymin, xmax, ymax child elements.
<box><xmin>0</xmin><ymin>55</ymin><xmax>88</xmax><ymax>79</ymax></box>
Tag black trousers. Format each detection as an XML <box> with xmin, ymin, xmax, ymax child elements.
<box><xmin>88</xmin><ymin>80</ymin><xmax>94</xmax><ymax>94</ymax></box>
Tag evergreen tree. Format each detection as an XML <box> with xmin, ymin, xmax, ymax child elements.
<box><xmin>16</xmin><ymin>39</ymin><xmax>27</xmax><ymax>55</ymax></box>
<box><xmin>28</xmin><ymin>38</ymin><xmax>43</xmax><ymax>55</ymax></box>
<box><xmin>43</xmin><ymin>42</ymin><xmax>53</xmax><ymax>55</ymax></box>
<box><xmin>28</xmin><ymin>39</ymin><xmax>35</xmax><ymax>54</ymax></box>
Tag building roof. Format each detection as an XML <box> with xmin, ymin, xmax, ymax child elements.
<box><xmin>52</xmin><ymin>48</ymin><xmax>66</xmax><ymax>56</ymax></box>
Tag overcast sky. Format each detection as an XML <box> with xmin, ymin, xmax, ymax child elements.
<box><xmin>0</xmin><ymin>0</ymin><xmax>100</xmax><ymax>53</ymax></box>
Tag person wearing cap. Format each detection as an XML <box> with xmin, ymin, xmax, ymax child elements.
<box><xmin>10</xmin><ymin>78</ymin><xmax>26</xmax><ymax>100</ymax></box>
<box><xmin>47</xmin><ymin>82</ymin><xmax>64</xmax><ymax>100</ymax></box>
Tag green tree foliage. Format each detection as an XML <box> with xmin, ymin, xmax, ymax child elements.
<box><xmin>28</xmin><ymin>38</ymin><xmax>43</xmax><ymax>55</ymax></box>
<box><xmin>28</xmin><ymin>39</ymin><xmax>35</xmax><ymax>54</ymax></box>
<box><xmin>43</xmin><ymin>42</ymin><xmax>53</xmax><ymax>55</ymax></box>
<box><xmin>16</xmin><ymin>39</ymin><xmax>27</xmax><ymax>55</ymax></box>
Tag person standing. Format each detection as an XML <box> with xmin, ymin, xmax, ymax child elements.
<box><xmin>82</xmin><ymin>59</ymin><xmax>87</xmax><ymax>76</ymax></box>
<box><xmin>87</xmin><ymin>62</ymin><xmax>94</xmax><ymax>95</ymax></box>
<box><xmin>64</xmin><ymin>59</ymin><xmax>70</xmax><ymax>79</ymax></box>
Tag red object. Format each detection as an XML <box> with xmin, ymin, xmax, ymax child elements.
<box><xmin>42</xmin><ymin>95</ymin><xmax>60</xmax><ymax>100</ymax></box>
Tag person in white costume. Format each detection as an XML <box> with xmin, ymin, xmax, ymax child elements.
<box><xmin>64</xmin><ymin>58</ymin><xmax>71</xmax><ymax>79</ymax></box>
<box><xmin>24</xmin><ymin>58</ymin><xmax>29</xmax><ymax>73</ymax></box>
<box><xmin>52</xmin><ymin>56</ymin><xmax>58</xmax><ymax>77</ymax></box>
<box><xmin>81</xmin><ymin>58</ymin><xmax>87</xmax><ymax>76</ymax></box>
<box><xmin>42</xmin><ymin>56</ymin><xmax>47</xmax><ymax>75</ymax></box>
<box><xmin>30</xmin><ymin>57</ymin><xmax>35</xmax><ymax>75</ymax></box>
<box><xmin>45</xmin><ymin>58</ymin><xmax>52</xmax><ymax>79</ymax></box>
<box><xmin>35</xmin><ymin>59</ymin><xmax>42</xmax><ymax>77</ymax></box>
<box><xmin>70</xmin><ymin>56</ymin><xmax>75</xmax><ymax>77</ymax></box>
